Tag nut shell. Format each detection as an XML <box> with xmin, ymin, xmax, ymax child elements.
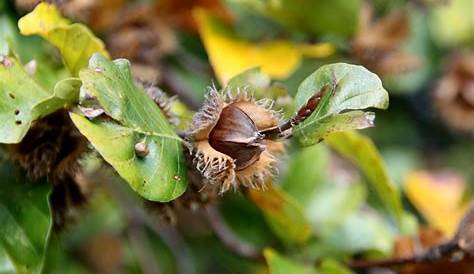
<box><xmin>209</xmin><ymin>104</ymin><xmax>264</xmax><ymax>170</ymax></box>
<box><xmin>186</xmin><ymin>88</ymin><xmax>283</xmax><ymax>192</ymax></box>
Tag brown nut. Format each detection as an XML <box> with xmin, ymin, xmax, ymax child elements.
<box><xmin>209</xmin><ymin>103</ymin><xmax>265</xmax><ymax>170</ymax></box>
<box><xmin>186</xmin><ymin>88</ymin><xmax>284</xmax><ymax>193</ymax></box>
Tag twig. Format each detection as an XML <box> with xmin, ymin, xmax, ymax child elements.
<box><xmin>347</xmin><ymin>241</ymin><xmax>464</xmax><ymax>269</ymax></box>
<box><xmin>260</xmin><ymin>85</ymin><xmax>329</xmax><ymax>139</ymax></box>
<box><xmin>349</xmin><ymin>204</ymin><xmax>474</xmax><ymax>270</ymax></box>
<box><xmin>142</xmin><ymin>217</ymin><xmax>195</xmax><ymax>274</ymax></box>
<box><xmin>347</xmin><ymin>256</ymin><xmax>416</xmax><ymax>269</ymax></box>
<box><xmin>107</xmin><ymin>181</ymin><xmax>194</xmax><ymax>274</ymax></box>
<box><xmin>128</xmin><ymin>224</ymin><xmax>162</xmax><ymax>274</ymax></box>
<box><xmin>204</xmin><ymin>204</ymin><xmax>264</xmax><ymax>261</ymax></box>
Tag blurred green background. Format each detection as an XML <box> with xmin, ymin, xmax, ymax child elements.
<box><xmin>1</xmin><ymin>0</ymin><xmax>473</xmax><ymax>273</ymax></box>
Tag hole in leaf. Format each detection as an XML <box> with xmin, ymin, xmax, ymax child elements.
<box><xmin>14</xmin><ymin>110</ymin><xmax>20</xmax><ymax>115</ymax></box>
<box><xmin>15</xmin><ymin>120</ymin><xmax>22</xmax><ymax>125</ymax></box>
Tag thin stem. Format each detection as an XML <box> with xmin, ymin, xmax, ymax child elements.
<box><xmin>128</xmin><ymin>224</ymin><xmax>162</xmax><ymax>274</ymax></box>
<box><xmin>106</xmin><ymin>180</ymin><xmax>194</xmax><ymax>274</ymax></box>
<box><xmin>260</xmin><ymin>85</ymin><xmax>329</xmax><ymax>140</ymax></box>
<box><xmin>346</xmin><ymin>256</ymin><xmax>416</xmax><ymax>269</ymax></box>
<box><xmin>204</xmin><ymin>204</ymin><xmax>264</xmax><ymax>261</ymax></box>
<box><xmin>347</xmin><ymin>241</ymin><xmax>464</xmax><ymax>270</ymax></box>
<box><xmin>144</xmin><ymin>219</ymin><xmax>195</xmax><ymax>274</ymax></box>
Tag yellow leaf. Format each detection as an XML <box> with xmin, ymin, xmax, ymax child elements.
<box><xmin>247</xmin><ymin>184</ymin><xmax>312</xmax><ymax>245</ymax></box>
<box><xmin>296</xmin><ymin>43</ymin><xmax>335</xmax><ymax>58</ymax></box>
<box><xmin>17</xmin><ymin>2</ymin><xmax>69</xmax><ymax>34</ymax></box>
<box><xmin>404</xmin><ymin>170</ymin><xmax>470</xmax><ymax>236</ymax></box>
<box><xmin>325</xmin><ymin>131</ymin><xmax>404</xmax><ymax>228</ymax></box>
<box><xmin>194</xmin><ymin>8</ymin><xmax>334</xmax><ymax>85</ymax></box>
<box><xmin>18</xmin><ymin>3</ymin><xmax>109</xmax><ymax>76</ymax></box>
<box><xmin>264</xmin><ymin>248</ymin><xmax>317</xmax><ymax>274</ymax></box>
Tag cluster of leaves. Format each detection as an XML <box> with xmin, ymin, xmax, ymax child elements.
<box><xmin>0</xmin><ymin>1</ymin><xmax>473</xmax><ymax>274</ymax></box>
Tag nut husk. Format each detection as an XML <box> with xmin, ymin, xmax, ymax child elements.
<box><xmin>186</xmin><ymin>88</ymin><xmax>283</xmax><ymax>193</ymax></box>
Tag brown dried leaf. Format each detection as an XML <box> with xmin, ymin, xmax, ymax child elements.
<box><xmin>353</xmin><ymin>4</ymin><xmax>421</xmax><ymax>75</ymax></box>
<box><xmin>155</xmin><ymin>0</ymin><xmax>233</xmax><ymax>32</ymax></box>
<box><xmin>433</xmin><ymin>52</ymin><xmax>474</xmax><ymax>132</ymax></box>
<box><xmin>105</xmin><ymin>5</ymin><xmax>176</xmax><ymax>65</ymax></box>
<box><xmin>455</xmin><ymin>204</ymin><xmax>474</xmax><ymax>254</ymax></box>
<box><xmin>8</xmin><ymin>110</ymin><xmax>90</xmax><ymax>229</ymax></box>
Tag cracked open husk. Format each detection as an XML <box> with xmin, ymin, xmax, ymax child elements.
<box><xmin>186</xmin><ymin>87</ymin><xmax>284</xmax><ymax>193</ymax></box>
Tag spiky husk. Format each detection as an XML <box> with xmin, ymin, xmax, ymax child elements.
<box><xmin>143</xmin><ymin>84</ymin><xmax>179</xmax><ymax>125</ymax></box>
<box><xmin>8</xmin><ymin>110</ymin><xmax>90</xmax><ymax>229</ymax></box>
<box><xmin>186</xmin><ymin>87</ymin><xmax>283</xmax><ymax>193</ymax></box>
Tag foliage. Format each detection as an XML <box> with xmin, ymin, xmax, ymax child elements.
<box><xmin>264</xmin><ymin>248</ymin><xmax>352</xmax><ymax>274</ymax></box>
<box><xmin>325</xmin><ymin>131</ymin><xmax>404</xmax><ymax>227</ymax></box>
<box><xmin>247</xmin><ymin>184</ymin><xmax>312</xmax><ymax>245</ymax></box>
<box><xmin>18</xmin><ymin>3</ymin><xmax>109</xmax><ymax>76</ymax></box>
<box><xmin>0</xmin><ymin>55</ymin><xmax>80</xmax><ymax>143</ymax></box>
<box><xmin>429</xmin><ymin>0</ymin><xmax>474</xmax><ymax>48</ymax></box>
<box><xmin>195</xmin><ymin>8</ymin><xmax>334</xmax><ymax>85</ymax></box>
<box><xmin>0</xmin><ymin>159</ymin><xmax>52</xmax><ymax>274</ymax></box>
<box><xmin>0</xmin><ymin>0</ymin><xmax>473</xmax><ymax>274</ymax></box>
<box><xmin>293</xmin><ymin>63</ymin><xmax>389</xmax><ymax>145</ymax></box>
<box><xmin>71</xmin><ymin>54</ymin><xmax>187</xmax><ymax>202</ymax></box>
<box><xmin>404</xmin><ymin>171</ymin><xmax>470</xmax><ymax>236</ymax></box>
<box><xmin>228</xmin><ymin>0</ymin><xmax>362</xmax><ymax>38</ymax></box>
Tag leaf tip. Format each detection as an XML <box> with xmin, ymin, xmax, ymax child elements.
<box><xmin>18</xmin><ymin>2</ymin><xmax>66</xmax><ymax>35</ymax></box>
<box><xmin>263</xmin><ymin>247</ymin><xmax>276</xmax><ymax>261</ymax></box>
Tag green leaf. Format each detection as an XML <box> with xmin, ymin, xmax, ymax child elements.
<box><xmin>325</xmin><ymin>131</ymin><xmax>404</xmax><ymax>228</ymax></box>
<box><xmin>323</xmin><ymin>211</ymin><xmax>395</xmax><ymax>255</ymax></box>
<box><xmin>0</xmin><ymin>15</ymin><xmax>17</xmax><ymax>56</ymax></box>
<box><xmin>0</xmin><ymin>55</ymin><xmax>80</xmax><ymax>143</ymax></box>
<box><xmin>293</xmin><ymin>63</ymin><xmax>389</xmax><ymax>146</ymax></box>
<box><xmin>0</xmin><ymin>161</ymin><xmax>52</xmax><ymax>274</ymax></box>
<box><xmin>319</xmin><ymin>260</ymin><xmax>354</xmax><ymax>274</ymax></box>
<box><xmin>0</xmin><ymin>247</ymin><xmax>16</xmax><ymax>274</ymax></box>
<box><xmin>264</xmin><ymin>248</ymin><xmax>317</xmax><ymax>274</ymax></box>
<box><xmin>280</xmin><ymin>144</ymin><xmax>330</xmax><ymax>206</ymax></box>
<box><xmin>0</xmin><ymin>13</ymin><xmax>70</xmax><ymax>90</ymax></box>
<box><xmin>231</xmin><ymin>0</ymin><xmax>361</xmax><ymax>37</ymax></box>
<box><xmin>247</xmin><ymin>184</ymin><xmax>312</xmax><ymax>245</ymax></box>
<box><xmin>306</xmin><ymin>182</ymin><xmax>366</xmax><ymax>236</ymax></box>
<box><xmin>18</xmin><ymin>3</ymin><xmax>109</xmax><ymax>76</ymax></box>
<box><xmin>227</xmin><ymin>67</ymin><xmax>272</xmax><ymax>91</ymax></box>
<box><xmin>70</xmin><ymin>54</ymin><xmax>187</xmax><ymax>202</ymax></box>
<box><xmin>33</xmin><ymin>78</ymin><xmax>82</xmax><ymax>117</ymax></box>
<box><xmin>220</xmin><ymin>194</ymin><xmax>276</xmax><ymax>249</ymax></box>
<box><xmin>430</xmin><ymin>0</ymin><xmax>474</xmax><ymax>48</ymax></box>
<box><xmin>266</xmin><ymin>249</ymin><xmax>353</xmax><ymax>274</ymax></box>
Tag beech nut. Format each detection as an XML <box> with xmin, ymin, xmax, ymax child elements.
<box><xmin>186</xmin><ymin>88</ymin><xmax>284</xmax><ymax>193</ymax></box>
<box><xmin>209</xmin><ymin>104</ymin><xmax>265</xmax><ymax>170</ymax></box>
